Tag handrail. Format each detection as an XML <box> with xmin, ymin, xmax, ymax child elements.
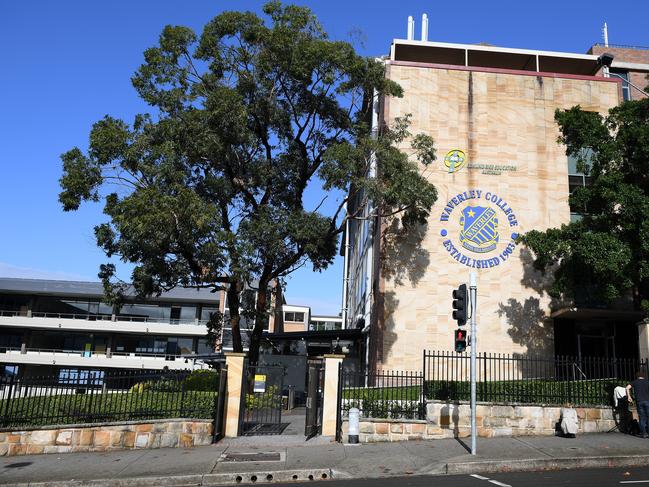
<box><xmin>0</xmin><ymin>310</ymin><xmax>208</xmax><ymax>326</ymax></box>
<box><xmin>0</xmin><ymin>347</ymin><xmax>193</xmax><ymax>360</ymax></box>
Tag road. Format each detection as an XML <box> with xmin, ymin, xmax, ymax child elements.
<box><xmin>274</xmin><ymin>467</ymin><xmax>649</xmax><ymax>486</ymax></box>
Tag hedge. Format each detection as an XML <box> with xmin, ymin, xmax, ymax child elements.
<box><xmin>424</xmin><ymin>379</ymin><xmax>619</xmax><ymax>406</ymax></box>
<box><xmin>1</xmin><ymin>390</ymin><xmax>216</xmax><ymax>428</ymax></box>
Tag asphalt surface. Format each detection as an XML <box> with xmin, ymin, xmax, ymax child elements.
<box><xmin>274</xmin><ymin>467</ymin><xmax>649</xmax><ymax>486</ymax></box>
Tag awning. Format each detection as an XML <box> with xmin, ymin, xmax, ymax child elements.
<box><xmin>262</xmin><ymin>328</ymin><xmax>363</xmax><ymax>341</ymax></box>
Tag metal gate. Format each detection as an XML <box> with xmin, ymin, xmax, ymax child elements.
<box><xmin>212</xmin><ymin>363</ymin><xmax>228</xmax><ymax>442</ymax></box>
<box><xmin>304</xmin><ymin>361</ymin><xmax>324</xmax><ymax>439</ymax></box>
<box><xmin>240</xmin><ymin>364</ymin><xmax>286</xmax><ymax>435</ymax></box>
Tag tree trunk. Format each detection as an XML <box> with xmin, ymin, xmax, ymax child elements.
<box><xmin>248</xmin><ymin>278</ymin><xmax>271</xmax><ymax>365</ymax></box>
<box><xmin>226</xmin><ymin>282</ymin><xmax>244</xmax><ymax>353</ymax></box>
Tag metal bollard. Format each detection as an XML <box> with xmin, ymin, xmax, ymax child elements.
<box><xmin>348</xmin><ymin>407</ymin><xmax>360</xmax><ymax>444</ymax></box>
<box><xmin>287</xmin><ymin>385</ymin><xmax>295</xmax><ymax>410</ymax></box>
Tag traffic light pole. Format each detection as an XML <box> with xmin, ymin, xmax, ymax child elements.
<box><xmin>469</xmin><ymin>272</ymin><xmax>477</xmax><ymax>455</ymax></box>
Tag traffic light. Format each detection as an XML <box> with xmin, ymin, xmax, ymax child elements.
<box><xmin>454</xmin><ymin>328</ymin><xmax>467</xmax><ymax>353</ymax></box>
<box><xmin>452</xmin><ymin>283</ymin><xmax>468</xmax><ymax>326</ymax></box>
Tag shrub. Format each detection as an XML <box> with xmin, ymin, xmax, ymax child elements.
<box><xmin>183</xmin><ymin>370</ymin><xmax>219</xmax><ymax>391</ymax></box>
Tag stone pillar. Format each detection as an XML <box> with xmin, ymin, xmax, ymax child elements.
<box><xmin>638</xmin><ymin>320</ymin><xmax>649</xmax><ymax>360</ymax></box>
<box><xmin>224</xmin><ymin>352</ymin><xmax>246</xmax><ymax>438</ymax></box>
<box><xmin>321</xmin><ymin>354</ymin><xmax>345</xmax><ymax>437</ymax></box>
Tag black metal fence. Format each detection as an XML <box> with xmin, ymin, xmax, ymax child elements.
<box><xmin>0</xmin><ymin>369</ymin><xmax>220</xmax><ymax>429</ymax></box>
<box><xmin>423</xmin><ymin>350</ymin><xmax>643</xmax><ymax>407</ymax></box>
<box><xmin>339</xmin><ymin>367</ymin><xmax>425</xmax><ymax>420</ymax></box>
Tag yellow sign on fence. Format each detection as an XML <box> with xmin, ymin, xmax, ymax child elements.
<box><xmin>253</xmin><ymin>374</ymin><xmax>266</xmax><ymax>393</ymax></box>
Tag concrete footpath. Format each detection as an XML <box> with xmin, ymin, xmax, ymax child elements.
<box><xmin>2</xmin><ymin>432</ymin><xmax>649</xmax><ymax>486</ymax></box>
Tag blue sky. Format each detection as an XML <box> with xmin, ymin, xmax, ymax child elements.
<box><xmin>1</xmin><ymin>1</ymin><xmax>647</xmax><ymax>314</ymax></box>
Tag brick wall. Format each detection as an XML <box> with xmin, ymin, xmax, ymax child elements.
<box><xmin>589</xmin><ymin>45</ymin><xmax>649</xmax><ymax>65</ymax></box>
<box><xmin>340</xmin><ymin>402</ymin><xmax>618</xmax><ymax>442</ymax></box>
<box><xmin>589</xmin><ymin>45</ymin><xmax>649</xmax><ymax>101</ymax></box>
<box><xmin>0</xmin><ymin>418</ymin><xmax>213</xmax><ymax>456</ymax></box>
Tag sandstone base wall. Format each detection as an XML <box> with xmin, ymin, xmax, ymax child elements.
<box><xmin>341</xmin><ymin>402</ymin><xmax>618</xmax><ymax>442</ymax></box>
<box><xmin>0</xmin><ymin>418</ymin><xmax>213</xmax><ymax>456</ymax></box>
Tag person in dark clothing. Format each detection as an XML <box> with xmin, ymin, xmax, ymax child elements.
<box><xmin>627</xmin><ymin>371</ymin><xmax>649</xmax><ymax>438</ymax></box>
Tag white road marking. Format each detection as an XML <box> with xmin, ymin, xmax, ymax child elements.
<box><xmin>620</xmin><ymin>481</ymin><xmax>649</xmax><ymax>484</ymax></box>
<box><xmin>488</xmin><ymin>481</ymin><xmax>512</xmax><ymax>487</ymax></box>
<box><xmin>471</xmin><ymin>474</ymin><xmax>490</xmax><ymax>480</ymax></box>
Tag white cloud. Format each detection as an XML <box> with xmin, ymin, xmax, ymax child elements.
<box><xmin>0</xmin><ymin>262</ymin><xmax>92</xmax><ymax>282</ymax></box>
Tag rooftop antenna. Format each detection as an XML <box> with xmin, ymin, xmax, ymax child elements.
<box><xmin>407</xmin><ymin>15</ymin><xmax>414</xmax><ymax>40</ymax></box>
<box><xmin>421</xmin><ymin>13</ymin><xmax>429</xmax><ymax>42</ymax></box>
<box><xmin>602</xmin><ymin>22</ymin><xmax>609</xmax><ymax>47</ymax></box>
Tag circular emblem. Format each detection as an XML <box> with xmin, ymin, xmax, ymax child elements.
<box><xmin>439</xmin><ymin>189</ymin><xmax>520</xmax><ymax>269</ymax></box>
<box><xmin>444</xmin><ymin>149</ymin><xmax>467</xmax><ymax>173</ymax></box>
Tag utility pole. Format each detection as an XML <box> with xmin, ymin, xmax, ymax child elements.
<box><xmin>469</xmin><ymin>272</ymin><xmax>477</xmax><ymax>455</ymax></box>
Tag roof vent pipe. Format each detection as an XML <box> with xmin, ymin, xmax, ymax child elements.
<box><xmin>421</xmin><ymin>13</ymin><xmax>428</xmax><ymax>42</ymax></box>
<box><xmin>602</xmin><ymin>22</ymin><xmax>609</xmax><ymax>47</ymax></box>
<box><xmin>407</xmin><ymin>16</ymin><xmax>414</xmax><ymax>40</ymax></box>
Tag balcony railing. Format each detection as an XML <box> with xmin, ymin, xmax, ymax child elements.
<box><xmin>0</xmin><ymin>346</ymin><xmax>195</xmax><ymax>361</ymax></box>
<box><xmin>0</xmin><ymin>310</ymin><xmax>208</xmax><ymax>326</ymax></box>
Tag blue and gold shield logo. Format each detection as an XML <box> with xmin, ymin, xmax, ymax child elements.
<box><xmin>459</xmin><ymin>206</ymin><xmax>499</xmax><ymax>253</ymax></box>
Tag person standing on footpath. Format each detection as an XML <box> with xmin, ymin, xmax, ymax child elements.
<box><xmin>627</xmin><ymin>371</ymin><xmax>649</xmax><ymax>438</ymax></box>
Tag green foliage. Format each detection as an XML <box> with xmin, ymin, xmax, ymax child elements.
<box><xmin>519</xmin><ymin>98</ymin><xmax>649</xmax><ymax>310</ymax></box>
<box><xmin>245</xmin><ymin>385</ymin><xmax>282</xmax><ymax>409</ymax></box>
<box><xmin>341</xmin><ymin>385</ymin><xmax>425</xmax><ymax>419</ymax></box>
<box><xmin>183</xmin><ymin>370</ymin><xmax>219</xmax><ymax>391</ymax></box>
<box><xmin>58</xmin><ymin>2</ymin><xmax>438</xmax><ymax>359</ymax></box>
<box><xmin>425</xmin><ymin>379</ymin><xmax>617</xmax><ymax>407</ymax></box>
<box><xmin>0</xmin><ymin>391</ymin><xmax>216</xmax><ymax>429</ymax></box>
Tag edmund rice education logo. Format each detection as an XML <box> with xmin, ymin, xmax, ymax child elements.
<box><xmin>444</xmin><ymin>149</ymin><xmax>467</xmax><ymax>173</ymax></box>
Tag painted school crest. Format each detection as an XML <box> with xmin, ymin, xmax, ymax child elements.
<box><xmin>459</xmin><ymin>206</ymin><xmax>499</xmax><ymax>253</ymax></box>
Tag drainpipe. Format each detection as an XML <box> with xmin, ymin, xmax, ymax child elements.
<box><xmin>341</xmin><ymin>208</ymin><xmax>350</xmax><ymax>329</ymax></box>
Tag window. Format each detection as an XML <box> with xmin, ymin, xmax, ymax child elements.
<box><xmin>200</xmin><ymin>306</ymin><xmax>220</xmax><ymax>322</ymax></box>
<box><xmin>309</xmin><ymin>320</ymin><xmax>342</xmax><ymax>331</ymax></box>
<box><xmin>611</xmin><ymin>70</ymin><xmax>631</xmax><ymax>101</ymax></box>
<box><xmin>166</xmin><ymin>337</ymin><xmax>194</xmax><ymax>355</ymax></box>
<box><xmin>568</xmin><ymin>150</ymin><xmax>593</xmax><ymax>221</ymax></box>
<box><xmin>58</xmin><ymin>369</ymin><xmax>104</xmax><ymax>386</ymax></box>
<box><xmin>197</xmin><ymin>337</ymin><xmax>214</xmax><ymax>355</ymax></box>
<box><xmin>32</xmin><ymin>298</ymin><xmax>112</xmax><ymax>318</ymax></box>
<box><xmin>2</xmin><ymin>365</ymin><xmax>19</xmax><ymax>377</ymax></box>
<box><xmin>284</xmin><ymin>311</ymin><xmax>305</xmax><ymax>322</ymax></box>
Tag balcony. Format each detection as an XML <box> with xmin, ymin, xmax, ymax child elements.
<box><xmin>0</xmin><ymin>310</ymin><xmax>209</xmax><ymax>335</ymax></box>
<box><xmin>0</xmin><ymin>346</ymin><xmax>207</xmax><ymax>370</ymax></box>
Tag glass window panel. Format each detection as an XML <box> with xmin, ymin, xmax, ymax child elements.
<box><xmin>177</xmin><ymin>337</ymin><xmax>194</xmax><ymax>355</ymax></box>
<box><xmin>0</xmin><ymin>295</ymin><xmax>30</xmax><ymax>313</ymax></box>
<box><xmin>180</xmin><ymin>305</ymin><xmax>196</xmax><ymax>321</ymax></box>
<box><xmin>201</xmin><ymin>306</ymin><xmax>219</xmax><ymax>322</ymax></box>
<box><xmin>569</xmin><ymin>175</ymin><xmax>585</xmax><ymax>194</ymax></box>
<box><xmin>197</xmin><ymin>338</ymin><xmax>214</xmax><ymax>354</ymax></box>
<box><xmin>119</xmin><ymin>303</ymin><xmax>171</xmax><ymax>321</ymax></box>
<box><xmin>154</xmin><ymin>338</ymin><xmax>167</xmax><ymax>354</ymax></box>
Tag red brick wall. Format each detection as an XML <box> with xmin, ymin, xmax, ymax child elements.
<box><xmin>588</xmin><ymin>45</ymin><xmax>649</xmax><ymax>100</ymax></box>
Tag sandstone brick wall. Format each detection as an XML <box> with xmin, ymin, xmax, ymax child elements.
<box><xmin>375</xmin><ymin>63</ymin><xmax>620</xmax><ymax>371</ymax></box>
<box><xmin>341</xmin><ymin>402</ymin><xmax>618</xmax><ymax>442</ymax></box>
<box><xmin>0</xmin><ymin>419</ymin><xmax>213</xmax><ymax>456</ymax></box>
